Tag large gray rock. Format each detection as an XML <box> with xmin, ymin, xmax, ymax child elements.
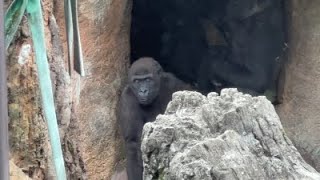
<box><xmin>141</xmin><ymin>89</ymin><xmax>320</xmax><ymax>180</ymax></box>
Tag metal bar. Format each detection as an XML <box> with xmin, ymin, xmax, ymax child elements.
<box><xmin>0</xmin><ymin>0</ymin><xmax>10</xmax><ymax>179</ymax></box>
<box><xmin>64</xmin><ymin>0</ymin><xmax>74</xmax><ymax>76</ymax></box>
<box><xmin>71</xmin><ymin>0</ymin><xmax>85</xmax><ymax>76</ymax></box>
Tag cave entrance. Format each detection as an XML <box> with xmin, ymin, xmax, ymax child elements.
<box><xmin>130</xmin><ymin>0</ymin><xmax>219</xmax><ymax>84</ymax></box>
<box><xmin>130</xmin><ymin>0</ymin><xmax>286</xmax><ymax>99</ymax></box>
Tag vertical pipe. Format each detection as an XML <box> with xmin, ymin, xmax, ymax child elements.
<box><xmin>64</xmin><ymin>0</ymin><xmax>74</xmax><ymax>76</ymax></box>
<box><xmin>26</xmin><ymin>0</ymin><xmax>67</xmax><ymax>179</ymax></box>
<box><xmin>71</xmin><ymin>0</ymin><xmax>85</xmax><ymax>76</ymax></box>
<box><xmin>0</xmin><ymin>0</ymin><xmax>10</xmax><ymax>179</ymax></box>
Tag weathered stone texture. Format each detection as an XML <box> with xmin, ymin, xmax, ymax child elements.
<box><xmin>142</xmin><ymin>89</ymin><xmax>320</xmax><ymax>180</ymax></box>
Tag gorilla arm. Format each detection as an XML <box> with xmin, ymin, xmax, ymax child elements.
<box><xmin>118</xmin><ymin>88</ymin><xmax>144</xmax><ymax>180</ymax></box>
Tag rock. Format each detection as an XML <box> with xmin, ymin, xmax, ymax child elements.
<box><xmin>10</xmin><ymin>161</ymin><xmax>32</xmax><ymax>180</ymax></box>
<box><xmin>53</xmin><ymin>0</ymin><xmax>131</xmax><ymax>178</ymax></box>
<box><xmin>141</xmin><ymin>89</ymin><xmax>320</xmax><ymax>180</ymax></box>
<box><xmin>7</xmin><ymin>0</ymin><xmax>131</xmax><ymax>178</ymax></box>
<box><xmin>276</xmin><ymin>0</ymin><xmax>320</xmax><ymax>172</ymax></box>
<box><xmin>111</xmin><ymin>169</ymin><xmax>128</xmax><ymax>180</ymax></box>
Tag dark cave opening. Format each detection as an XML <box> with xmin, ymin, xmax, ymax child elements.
<box><xmin>130</xmin><ymin>0</ymin><xmax>286</xmax><ymax>98</ymax></box>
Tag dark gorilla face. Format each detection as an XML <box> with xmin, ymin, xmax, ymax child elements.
<box><xmin>129</xmin><ymin>57</ymin><xmax>162</xmax><ymax>105</ymax></box>
<box><xmin>130</xmin><ymin>75</ymin><xmax>160</xmax><ymax>105</ymax></box>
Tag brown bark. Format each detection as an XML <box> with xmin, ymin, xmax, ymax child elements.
<box><xmin>7</xmin><ymin>0</ymin><xmax>131</xmax><ymax>179</ymax></box>
<box><xmin>53</xmin><ymin>0</ymin><xmax>131</xmax><ymax>179</ymax></box>
<box><xmin>7</xmin><ymin>15</ymin><xmax>49</xmax><ymax>179</ymax></box>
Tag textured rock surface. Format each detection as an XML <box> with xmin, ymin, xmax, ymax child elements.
<box><xmin>6</xmin><ymin>0</ymin><xmax>131</xmax><ymax>179</ymax></box>
<box><xmin>53</xmin><ymin>0</ymin><xmax>131</xmax><ymax>179</ymax></box>
<box><xmin>276</xmin><ymin>0</ymin><xmax>320</xmax><ymax>172</ymax></box>
<box><xmin>142</xmin><ymin>89</ymin><xmax>320</xmax><ymax>180</ymax></box>
<box><xmin>9</xmin><ymin>161</ymin><xmax>32</xmax><ymax>180</ymax></box>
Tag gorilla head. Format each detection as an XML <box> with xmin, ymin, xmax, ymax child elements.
<box><xmin>128</xmin><ymin>57</ymin><xmax>163</xmax><ymax>105</ymax></box>
<box><xmin>119</xmin><ymin>57</ymin><xmax>189</xmax><ymax>180</ymax></box>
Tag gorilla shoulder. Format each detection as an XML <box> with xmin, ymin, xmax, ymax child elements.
<box><xmin>161</xmin><ymin>72</ymin><xmax>191</xmax><ymax>94</ymax></box>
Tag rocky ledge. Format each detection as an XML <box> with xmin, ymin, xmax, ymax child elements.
<box><xmin>141</xmin><ymin>89</ymin><xmax>320</xmax><ymax>180</ymax></box>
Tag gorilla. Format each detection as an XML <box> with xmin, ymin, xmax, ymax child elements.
<box><xmin>198</xmin><ymin>0</ymin><xmax>285</xmax><ymax>95</ymax></box>
<box><xmin>118</xmin><ymin>57</ymin><xmax>189</xmax><ymax>180</ymax></box>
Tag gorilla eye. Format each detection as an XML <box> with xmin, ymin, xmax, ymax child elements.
<box><xmin>146</xmin><ymin>78</ymin><xmax>151</xmax><ymax>82</ymax></box>
<box><xmin>134</xmin><ymin>79</ymin><xmax>139</xmax><ymax>83</ymax></box>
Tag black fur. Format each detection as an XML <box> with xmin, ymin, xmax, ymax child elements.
<box><xmin>118</xmin><ymin>57</ymin><xmax>188</xmax><ymax>180</ymax></box>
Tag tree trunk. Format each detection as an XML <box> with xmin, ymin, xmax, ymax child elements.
<box><xmin>7</xmin><ymin>0</ymin><xmax>131</xmax><ymax>179</ymax></box>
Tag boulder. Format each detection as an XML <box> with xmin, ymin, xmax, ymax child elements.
<box><xmin>141</xmin><ymin>89</ymin><xmax>320</xmax><ymax>180</ymax></box>
<box><xmin>10</xmin><ymin>161</ymin><xmax>32</xmax><ymax>180</ymax></box>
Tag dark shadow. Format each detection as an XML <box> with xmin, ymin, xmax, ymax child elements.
<box><xmin>130</xmin><ymin>0</ymin><xmax>287</xmax><ymax>98</ymax></box>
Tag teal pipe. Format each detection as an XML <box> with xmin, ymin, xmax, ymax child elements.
<box><xmin>4</xmin><ymin>0</ymin><xmax>28</xmax><ymax>50</ymax></box>
<box><xmin>26</xmin><ymin>0</ymin><xmax>67</xmax><ymax>179</ymax></box>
